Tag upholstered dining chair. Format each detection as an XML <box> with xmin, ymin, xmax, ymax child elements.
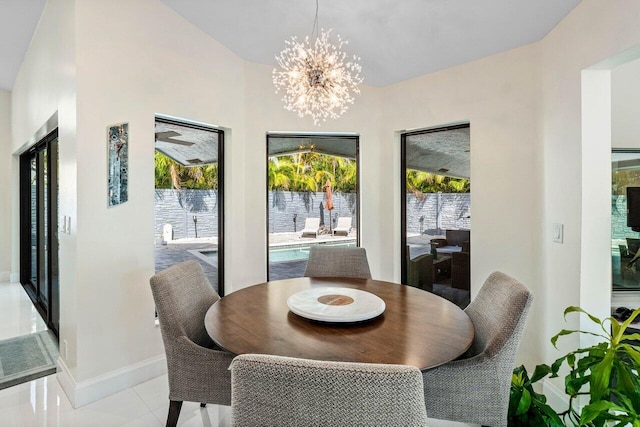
<box><xmin>422</xmin><ymin>271</ymin><xmax>533</xmax><ymax>427</ymax></box>
<box><xmin>150</xmin><ymin>260</ymin><xmax>234</xmax><ymax>427</ymax></box>
<box><xmin>304</xmin><ymin>245</ymin><xmax>372</xmax><ymax>279</ymax></box>
<box><xmin>230</xmin><ymin>354</ymin><xmax>428</xmax><ymax>427</ymax></box>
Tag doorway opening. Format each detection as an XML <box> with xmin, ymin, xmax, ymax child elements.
<box><xmin>154</xmin><ymin>116</ymin><xmax>225</xmax><ymax>295</ymax></box>
<box><xmin>401</xmin><ymin>124</ymin><xmax>471</xmax><ymax>308</ymax></box>
<box><xmin>266</xmin><ymin>133</ymin><xmax>360</xmax><ymax>280</ymax></box>
<box><xmin>19</xmin><ymin>129</ymin><xmax>59</xmax><ymax>337</ymax></box>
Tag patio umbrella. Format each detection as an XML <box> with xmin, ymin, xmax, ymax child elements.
<box><xmin>324</xmin><ymin>179</ymin><xmax>334</xmax><ymax>233</ymax></box>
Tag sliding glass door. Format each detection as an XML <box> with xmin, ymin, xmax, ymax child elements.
<box><xmin>20</xmin><ymin>129</ymin><xmax>59</xmax><ymax>336</ymax></box>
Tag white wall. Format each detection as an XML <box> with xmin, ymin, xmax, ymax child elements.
<box><xmin>613</xmin><ymin>57</ymin><xmax>640</xmax><ymax>149</ymax></box>
<box><xmin>10</xmin><ymin>0</ymin><xmax>640</xmax><ymax>407</ymax></box>
<box><xmin>379</xmin><ymin>43</ymin><xmax>544</xmax><ymax>365</ymax></box>
<box><xmin>540</xmin><ymin>0</ymin><xmax>640</xmax><ymax>394</ymax></box>
<box><xmin>0</xmin><ymin>89</ymin><xmax>11</xmax><ymax>281</ymax></box>
<box><xmin>71</xmin><ymin>0</ymin><xmax>246</xmax><ymax>386</ymax></box>
<box><xmin>11</xmin><ymin>0</ymin><xmax>78</xmax><ymax>376</ymax></box>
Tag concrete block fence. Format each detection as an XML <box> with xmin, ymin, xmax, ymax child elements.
<box><xmin>154</xmin><ymin>189</ymin><xmax>471</xmax><ymax>239</ymax></box>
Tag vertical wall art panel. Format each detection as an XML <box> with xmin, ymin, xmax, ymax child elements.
<box><xmin>107</xmin><ymin>123</ymin><xmax>129</xmax><ymax>206</ymax></box>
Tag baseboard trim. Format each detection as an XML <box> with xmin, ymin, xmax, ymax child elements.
<box><xmin>56</xmin><ymin>354</ymin><xmax>167</xmax><ymax>408</ymax></box>
<box><xmin>9</xmin><ymin>272</ymin><xmax>19</xmax><ymax>283</ymax></box>
<box><xmin>543</xmin><ymin>378</ymin><xmax>570</xmax><ymax>413</ymax></box>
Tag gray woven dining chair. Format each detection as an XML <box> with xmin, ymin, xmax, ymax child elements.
<box><xmin>422</xmin><ymin>271</ymin><xmax>533</xmax><ymax>427</ymax></box>
<box><xmin>303</xmin><ymin>245</ymin><xmax>372</xmax><ymax>279</ymax></box>
<box><xmin>150</xmin><ymin>260</ymin><xmax>234</xmax><ymax>427</ymax></box>
<box><xmin>230</xmin><ymin>354</ymin><xmax>428</xmax><ymax>426</ymax></box>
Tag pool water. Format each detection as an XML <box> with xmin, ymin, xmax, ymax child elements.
<box><xmin>269</xmin><ymin>242</ymin><xmax>356</xmax><ymax>262</ymax></box>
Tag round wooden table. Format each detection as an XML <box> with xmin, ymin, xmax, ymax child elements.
<box><xmin>204</xmin><ymin>277</ymin><xmax>474</xmax><ymax>370</ymax></box>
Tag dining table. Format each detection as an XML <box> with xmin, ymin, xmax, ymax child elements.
<box><xmin>204</xmin><ymin>277</ymin><xmax>474</xmax><ymax>370</ymax></box>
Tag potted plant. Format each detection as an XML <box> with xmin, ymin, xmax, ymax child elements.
<box><xmin>509</xmin><ymin>306</ymin><xmax>640</xmax><ymax>426</ymax></box>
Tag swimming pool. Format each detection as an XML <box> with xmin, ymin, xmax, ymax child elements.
<box><xmin>269</xmin><ymin>242</ymin><xmax>356</xmax><ymax>262</ymax></box>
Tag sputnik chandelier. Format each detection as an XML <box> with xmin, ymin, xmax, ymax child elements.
<box><xmin>272</xmin><ymin>0</ymin><xmax>363</xmax><ymax>125</ymax></box>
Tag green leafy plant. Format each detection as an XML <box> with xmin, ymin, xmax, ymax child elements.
<box><xmin>548</xmin><ymin>306</ymin><xmax>640</xmax><ymax>426</ymax></box>
<box><xmin>508</xmin><ymin>306</ymin><xmax>640</xmax><ymax>426</ymax></box>
<box><xmin>509</xmin><ymin>364</ymin><xmax>564</xmax><ymax>426</ymax></box>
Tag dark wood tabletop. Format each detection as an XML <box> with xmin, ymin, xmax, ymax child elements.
<box><xmin>204</xmin><ymin>277</ymin><xmax>474</xmax><ymax>370</ymax></box>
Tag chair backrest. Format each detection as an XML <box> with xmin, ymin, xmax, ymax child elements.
<box><xmin>304</xmin><ymin>246</ymin><xmax>372</xmax><ymax>279</ymax></box>
<box><xmin>150</xmin><ymin>260</ymin><xmax>219</xmax><ymax>347</ymax></box>
<box><xmin>463</xmin><ymin>271</ymin><xmax>532</xmax><ymax>359</ymax></box>
<box><xmin>408</xmin><ymin>252</ymin><xmax>433</xmax><ymax>291</ymax></box>
<box><xmin>303</xmin><ymin>217</ymin><xmax>320</xmax><ymax>230</ymax></box>
<box><xmin>336</xmin><ymin>216</ymin><xmax>352</xmax><ymax>228</ymax></box>
<box><xmin>231</xmin><ymin>354</ymin><xmax>428</xmax><ymax>427</ymax></box>
<box><xmin>445</xmin><ymin>229</ymin><xmax>470</xmax><ymax>247</ymax></box>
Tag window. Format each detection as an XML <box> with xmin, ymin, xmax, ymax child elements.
<box><xmin>154</xmin><ymin>117</ymin><xmax>225</xmax><ymax>294</ymax></box>
<box><xmin>401</xmin><ymin>124</ymin><xmax>470</xmax><ymax>308</ymax></box>
<box><xmin>266</xmin><ymin>133</ymin><xmax>360</xmax><ymax>280</ymax></box>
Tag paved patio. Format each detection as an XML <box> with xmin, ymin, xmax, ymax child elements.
<box><xmin>155</xmin><ymin>232</ymin><xmax>469</xmax><ymax>308</ymax></box>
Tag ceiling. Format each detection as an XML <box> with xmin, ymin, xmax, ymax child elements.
<box><xmin>406</xmin><ymin>127</ymin><xmax>470</xmax><ymax>179</ymax></box>
<box><xmin>160</xmin><ymin>0</ymin><xmax>581</xmax><ymax>87</ymax></box>
<box><xmin>0</xmin><ymin>1</ymin><xmax>580</xmax><ymax>91</ymax></box>
<box><xmin>155</xmin><ymin>121</ymin><xmax>219</xmax><ymax>166</ymax></box>
<box><xmin>0</xmin><ymin>0</ymin><xmax>46</xmax><ymax>91</ymax></box>
<box><xmin>268</xmin><ymin>135</ymin><xmax>357</xmax><ymax>159</ymax></box>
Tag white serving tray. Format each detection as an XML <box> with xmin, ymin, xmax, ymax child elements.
<box><xmin>287</xmin><ymin>287</ymin><xmax>385</xmax><ymax>322</ymax></box>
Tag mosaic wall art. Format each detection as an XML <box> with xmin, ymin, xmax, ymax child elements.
<box><xmin>108</xmin><ymin>123</ymin><xmax>129</xmax><ymax>206</ymax></box>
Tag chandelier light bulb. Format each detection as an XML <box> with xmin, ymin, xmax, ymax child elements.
<box><xmin>273</xmin><ymin>29</ymin><xmax>363</xmax><ymax>125</ymax></box>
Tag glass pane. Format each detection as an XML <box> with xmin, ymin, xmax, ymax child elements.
<box><xmin>405</xmin><ymin>126</ymin><xmax>471</xmax><ymax>308</ymax></box>
<box><xmin>612</xmin><ymin>151</ymin><xmax>640</xmax><ymax>291</ymax></box>
<box><xmin>267</xmin><ymin>135</ymin><xmax>359</xmax><ymax>280</ymax></box>
<box><xmin>154</xmin><ymin>119</ymin><xmax>221</xmax><ymax>293</ymax></box>
<box><xmin>39</xmin><ymin>149</ymin><xmax>48</xmax><ymax>306</ymax></box>
<box><xmin>30</xmin><ymin>156</ymin><xmax>37</xmax><ymax>284</ymax></box>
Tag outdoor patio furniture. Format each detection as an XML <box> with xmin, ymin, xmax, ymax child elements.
<box><xmin>230</xmin><ymin>354</ymin><xmax>428</xmax><ymax>427</ymax></box>
<box><xmin>300</xmin><ymin>217</ymin><xmax>320</xmax><ymax>238</ymax></box>
<box><xmin>431</xmin><ymin>229</ymin><xmax>470</xmax><ymax>254</ymax></box>
<box><xmin>304</xmin><ymin>246</ymin><xmax>372</xmax><ymax>279</ymax></box>
<box><xmin>332</xmin><ymin>216</ymin><xmax>352</xmax><ymax>236</ymax></box>
<box><xmin>422</xmin><ymin>271</ymin><xmax>532</xmax><ymax>427</ymax></box>
<box><xmin>451</xmin><ymin>251</ymin><xmax>470</xmax><ymax>290</ymax></box>
<box><xmin>407</xmin><ymin>247</ymin><xmax>434</xmax><ymax>291</ymax></box>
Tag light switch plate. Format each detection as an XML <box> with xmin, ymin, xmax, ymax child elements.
<box><xmin>553</xmin><ymin>223</ymin><xmax>563</xmax><ymax>243</ymax></box>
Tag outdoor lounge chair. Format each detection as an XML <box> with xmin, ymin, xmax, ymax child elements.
<box><xmin>300</xmin><ymin>217</ymin><xmax>320</xmax><ymax>238</ymax></box>
<box><xmin>332</xmin><ymin>216</ymin><xmax>352</xmax><ymax>236</ymax></box>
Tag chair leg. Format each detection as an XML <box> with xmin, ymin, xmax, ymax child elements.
<box><xmin>200</xmin><ymin>403</ymin><xmax>206</xmax><ymax>408</ymax></box>
<box><xmin>167</xmin><ymin>400</ymin><xmax>183</xmax><ymax>427</ymax></box>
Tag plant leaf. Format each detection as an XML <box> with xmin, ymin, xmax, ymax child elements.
<box><xmin>581</xmin><ymin>401</ymin><xmax>626</xmax><ymax>424</ymax></box>
<box><xmin>516</xmin><ymin>388</ymin><xmax>531</xmax><ymax>415</ymax></box>
<box><xmin>590</xmin><ymin>348</ymin><xmax>615</xmax><ymax>401</ymax></box>
<box><xmin>564</xmin><ymin>305</ymin><xmax>602</xmax><ymax>325</ymax></box>
<box><xmin>615</xmin><ymin>307</ymin><xmax>640</xmax><ymax>344</ymax></box>
<box><xmin>530</xmin><ymin>364</ymin><xmax>553</xmax><ymax>383</ymax></box>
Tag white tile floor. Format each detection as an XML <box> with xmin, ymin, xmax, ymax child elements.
<box><xmin>0</xmin><ymin>280</ymin><xmax>475</xmax><ymax>426</ymax></box>
<box><xmin>0</xmin><ymin>282</ymin><xmax>48</xmax><ymax>341</ymax></box>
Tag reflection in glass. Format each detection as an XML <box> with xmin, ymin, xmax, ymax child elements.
<box><xmin>154</xmin><ymin>118</ymin><xmax>223</xmax><ymax>294</ymax></box>
<box><xmin>612</xmin><ymin>151</ymin><xmax>640</xmax><ymax>291</ymax></box>
<box><xmin>403</xmin><ymin>125</ymin><xmax>471</xmax><ymax>308</ymax></box>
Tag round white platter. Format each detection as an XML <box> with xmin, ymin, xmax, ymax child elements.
<box><xmin>287</xmin><ymin>287</ymin><xmax>386</xmax><ymax>323</ymax></box>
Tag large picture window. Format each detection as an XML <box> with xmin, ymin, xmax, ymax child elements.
<box><xmin>154</xmin><ymin>116</ymin><xmax>225</xmax><ymax>295</ymax></box>
<box><xmin>266</xmin><ymin>133</ymin><xmax>360</xmax><ymax>280</ymax></box>
<box><xmin>401</xmin><ymin>124</ymin><xmax>471</xmax><ymax>308</ymax></box>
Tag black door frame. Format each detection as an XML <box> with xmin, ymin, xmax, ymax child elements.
<box><xmin>19</xmin><ymin>128</ymin><xmax>59</xmax><ymax>336</ymax></box>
